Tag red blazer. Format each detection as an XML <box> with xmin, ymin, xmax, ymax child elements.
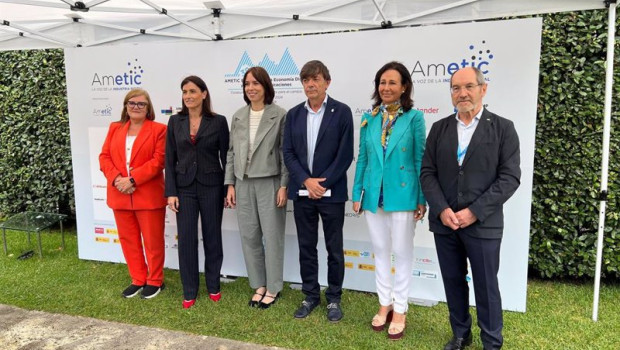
<box><xmin>99</xmin><ymin>120</ymin><xmax>167</xmax><ymax>210</ymax></box>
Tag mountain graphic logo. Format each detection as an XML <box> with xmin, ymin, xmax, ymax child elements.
<box><xmin>226</xmin><ymin>48</ymin><xmax>300</xmax><ymax>77</ymax></box>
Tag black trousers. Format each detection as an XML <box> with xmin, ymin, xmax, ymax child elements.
<box><xmin>176</xmin><ymin>181</ymin><xmax>224</xmax><ymax>300</ymax></box>
<box><xmin>434</xmin><ymin>231</ymin><xmax>503</xmax><ymax>350</ymax></box>
<box><xmin>293</xmin><ymin>198</ymin><xmax>345</xmax><ymax>304</ymax></box>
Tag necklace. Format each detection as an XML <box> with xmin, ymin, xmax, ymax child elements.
<box><xmin>190</xmin><ymin>116</ymin><xmax>202</xmax><ymax>133</ymax></box>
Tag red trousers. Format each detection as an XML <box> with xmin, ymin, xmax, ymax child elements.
<box><xmin>113</xmin><ymin>208</ymin><xmax>165</xmax><ymax>287</ymax></box>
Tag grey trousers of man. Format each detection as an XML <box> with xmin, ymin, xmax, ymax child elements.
<box><xmin>235</xmin><ymin>175</ymin><xmax>286</xmax><ymax>294</ymax></box>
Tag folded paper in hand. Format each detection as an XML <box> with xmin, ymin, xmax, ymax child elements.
<box><xmin>298</xmin><ymin>189</ymin><xmax>331</xmax><ymax>197</ymax></box>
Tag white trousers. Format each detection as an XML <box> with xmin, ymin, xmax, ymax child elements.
<box><xmin>365</xmin><ymin>209</ymin><xmax>415</xmax><ymax>314</ymax></box>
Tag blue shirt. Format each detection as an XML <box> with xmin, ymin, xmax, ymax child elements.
<box><xmin>304</xmin><ymin>94</ymin><xmax>328</xmax><ymax>173</ymax></box>
<box><xmin>456</xmin><ymin>107</ymin><xmax>483</xmax><ymax>166</ymax></box>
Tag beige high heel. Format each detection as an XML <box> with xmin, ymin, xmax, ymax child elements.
<box><xmin>371</xmin><ymin>307</ymin><xmax>394</xmax><ymax>332</ymax></box>
<box><xmin>387</xmin><ymin>312</ymin><xmax>406</xmax><ymax>340</ymax></box>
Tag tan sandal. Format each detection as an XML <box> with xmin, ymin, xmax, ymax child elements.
<box><xmin>371</xmin><ymin>309</ymin><xmax>393</xmax><ymax>331</ymax></box>
<box><xmin>387</xmin><ymin>313</ymin><xmax>406</xmax><ymax>340</ymax></box>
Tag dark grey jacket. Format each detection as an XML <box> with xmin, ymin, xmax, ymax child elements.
<box><xmin>164</xmin><ymin>113</ymin><xmax>229</xmax><ymax>196</ymax></box>
<box><xmin>420</xmin><ymin>109</ymin><xmax>521</xmax><ymax>238</ymax></box>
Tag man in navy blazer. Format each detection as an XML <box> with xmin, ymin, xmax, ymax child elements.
<box><xmin>420</xmin><ymin>67</ymin><xmax>520</xmax><ymax>350</ymax></box>
<box><xmin>283</xmin><ymin>60</ymin><xmax>353</xmax><ymax>322</ymax></box>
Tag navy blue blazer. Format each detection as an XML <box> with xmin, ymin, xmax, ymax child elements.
<box><xmin>282</xmin><ymin>96</ymin><xmax>354</xmax><ymax>202</ymax></box>
<box><xmin>420</xmin><ymin>109</ymin><xmax>521</xmax><ymax>238</ymax></box>
<box><xmin>164</xmin><ymin>113</ymin><xmax>229</xmax><ymax>197</ymax></box>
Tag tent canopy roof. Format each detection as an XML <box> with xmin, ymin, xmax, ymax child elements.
<box><xmin>0</xmin><ymin>0</ymin><xmax>610</xmax><ymax>50</ymax></box>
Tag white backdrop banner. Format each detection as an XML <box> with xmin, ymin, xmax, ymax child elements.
<box><xmin>66</xmin><ymin>18</ymin><xmax>542</xmax><ymax>312</ymax></box>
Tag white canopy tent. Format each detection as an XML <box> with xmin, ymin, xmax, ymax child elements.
<box><xmin>0</xmin><ymin>0</ymin><xmax>616</xmax><ymax>321</ymax></box>
<box><xmin>0</xmin><ymin>0</ymin><xmax>611</xmax><ymax>48</ymax></box>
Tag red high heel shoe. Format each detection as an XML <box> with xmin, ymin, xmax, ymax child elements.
<box><xmin>209</xmin><ymin>292</ymin><xmax>222</xmax><ymax>302</ymax></box>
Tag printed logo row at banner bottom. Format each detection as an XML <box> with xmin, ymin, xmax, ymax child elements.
<box><xmin>93</xmin><ymin>235</ymin><xmax>438</xmax><ymax>279</ymax></box>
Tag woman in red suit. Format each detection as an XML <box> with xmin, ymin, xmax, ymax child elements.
<box><xmin>99</xmin><ymin>88</ymin><xmax>167</xmax><ymax>299</ymax></box>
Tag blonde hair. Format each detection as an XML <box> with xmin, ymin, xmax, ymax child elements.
<box><xmin>120</xmin><ymin>88</ymin><xmax>156</xmax><ymax>123</ymax></box>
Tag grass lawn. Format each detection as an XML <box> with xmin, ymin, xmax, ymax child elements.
<box><xmin>0</xmin><ymin>228</ymin><xmax>618</xmax><ymax>349</ymax></box>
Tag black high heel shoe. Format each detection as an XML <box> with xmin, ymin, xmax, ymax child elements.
<box><xmin>248</xmin><ymin>292</ymin><xmax>265</xmax><ymax>307</ymax></box>
<box><xmin>258</xmin><ymin>292</ymin><xmax>280</xmax><ymax>309</ymax></box>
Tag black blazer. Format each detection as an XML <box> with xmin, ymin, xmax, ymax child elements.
<box><xmin>164</xmin><ymin>113</ymin><xmax>229</xmax><ymax>196</ymax></box>
<box><xmin>420</xmin><ymin>109</ymin><xmax>521</xmax><ymax>238</ymax></box>
<box><xmin>282</xmin><ymin>96</ymin><xmax>354</xmax><ymax>202</ymax></box>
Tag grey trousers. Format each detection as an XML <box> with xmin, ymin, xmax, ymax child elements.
<box><xmin>235</xmin><ymin>175</ymin><xmax>286</xmax><ymax>294</ymax></box>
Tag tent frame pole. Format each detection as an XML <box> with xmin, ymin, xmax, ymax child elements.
<box><xmin>592</xmin><ymin>0</ymin><xmax>617</xmax><ymax>322</ymax></box>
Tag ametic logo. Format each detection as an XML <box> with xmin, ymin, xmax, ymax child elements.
<box><xmin>465</xmin><ymin>40</ymin><xmax>494</xmax><ymax>74</ymax></box>
<box><xmin>410</xmin><ymin>40</ymin><xmax>495</xmax><ymax>83</ymax></box>
<box><xmin>91</xmin><ymin>58</ymin><xmax>144</xmax><ymax>92</ymax></box>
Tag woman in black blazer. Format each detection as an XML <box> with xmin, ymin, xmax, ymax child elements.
<box><xmin>165</xmin><ymin>75</ymin><xmax>229</xmax><ymax>309</ymax></box>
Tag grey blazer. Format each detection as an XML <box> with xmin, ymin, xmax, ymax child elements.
<box><xmin>224</xmin><ymin>103</ymin><xmax>289</xmax><ymax>187</ymax></box>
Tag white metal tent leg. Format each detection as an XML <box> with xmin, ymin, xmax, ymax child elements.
<box><xmin>593</xmin><ymin>0</ymin><xmax>617</xmax><ymax>322</ymax></box>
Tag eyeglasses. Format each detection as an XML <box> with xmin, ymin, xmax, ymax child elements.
<box><xmin>126</xmin><ymin>101</ymin><xmax>148</xmax><ymax>109</ymax></box>
<box><xmin>450</xmin><ymin>84</ymin><xmax>482</xmax><ymax>94</ymax></box>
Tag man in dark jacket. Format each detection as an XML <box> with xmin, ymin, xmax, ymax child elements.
<box><xmin>283</xmin><ymin>60</ymin><xmax>353</xmax><ymax>323</ymax></box>
<box><xmin>420</xmin><ymin>67</ymin><xmax>520</xmax><ymax>350</ymax></box>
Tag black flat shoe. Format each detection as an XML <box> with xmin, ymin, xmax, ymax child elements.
<box><xmin>121</xmin><ymin>284</ymin><xmax>144</xmax><ymax>298</ymax></box>
<box><xmin>248</xmin><ymin>292</ymin><xmax>265</xmax><ymax>307</ymax></box>
<box><xmin>258</xmin><ymin>292</ymin><xmax>280</xmax><ymax>309</ymax></box>
<box><xmin>294</xmin><ymin>299</ymin><xmax>319</xmax><ymax>318</ymax></box>
<box><xmin>326</xmin><ymin>302</ymin><xmax>343</xmax><ymax>323</ymax></box>
<box><xmin>444</xmin><ymin>334</ymin><xmax>473</xmax><ymax>350</ymax></box>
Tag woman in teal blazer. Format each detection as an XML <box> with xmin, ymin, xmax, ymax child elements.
<box><xmin>352</xmin><ymin>61</ymin><xmax>426</xmax><ymax>340</ymax></box>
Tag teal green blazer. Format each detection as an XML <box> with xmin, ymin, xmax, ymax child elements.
<box><xmin>352</xmin><ymin>108</ymin><xmax>426</xmax><ymax>213</ymax></box>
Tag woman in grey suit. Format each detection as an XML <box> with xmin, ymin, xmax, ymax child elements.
<box><xmin>225</xmin><ymin>66</ymin><xmax>288</xmax><ymax>309</ymax></box>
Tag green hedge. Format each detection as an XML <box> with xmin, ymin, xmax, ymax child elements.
<box><xmin>532</xmin><ymin>10</ymin><xmax>619</xmax><ymax>279</ymax></box>
<box><xmin>0</xmin><ymin>10</ymin><xmax>618</xmax><ymax>279</ymax></box>
<box><xmin>0</xmin><ymin>50</ymin><xmax>73</xmax><ymax>217</ymax></box>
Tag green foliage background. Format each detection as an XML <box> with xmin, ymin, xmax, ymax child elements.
<box><xmin>0</xmin><ymin>10</ymin><xmax>618</xmax><ymax>279</ymax></box>
<box><xmin>0</xmin><ymin>50</ymin><xmax>73</xmax><ymax>217</ymax></box>
<box><xmin>532</xmin><ymin>10</ymin><xmax>620</xmax><ymax>279</ymax></box>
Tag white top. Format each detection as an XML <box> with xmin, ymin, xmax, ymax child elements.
<box><xmin>126</xmin><ymin>135</ymin><xmax>137</xmax><ymax>175</ymax></box>
<box><xmin>455</xmin><ymin>107</ymin><xmax>483</xmax><ymax>166</ymax></box>
<box><xmin>304</xmin><ymin>94</ymin><xmax>329</xmax><ymax>173</ymax></box>
<box><xmin>247</xmin><ymin>108</ymin><xmax>264</xmax><ymax>172</ymax></box>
